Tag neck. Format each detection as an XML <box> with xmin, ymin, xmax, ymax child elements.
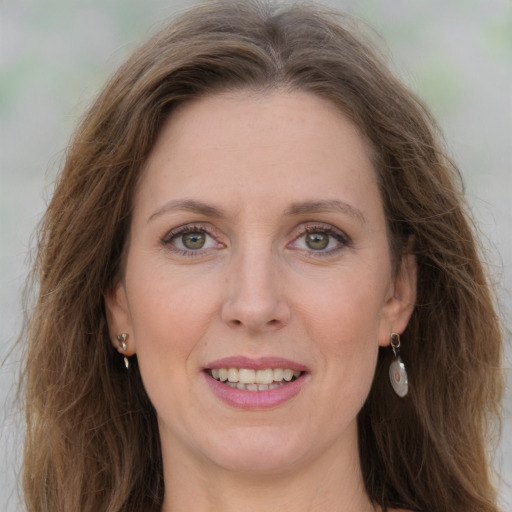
<box><xmin>160</xmin><ymin>431</ymin><xmax>376</xmax><ymax>512</ymax></box>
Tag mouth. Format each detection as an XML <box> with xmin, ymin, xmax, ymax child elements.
<box><xmin>205</xmin><ymin>367</ymin><xmax>304</xmax><ymax>391</ymax></box>
<box><xmin>203</xmin><ymin>357</ymin><xmax>309</xmax><ymax>408</ymax></box>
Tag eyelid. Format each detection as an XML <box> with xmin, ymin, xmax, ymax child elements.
<box><xmin>161</xmin><ymin>223</ymin><xmax>225</xmax><ymax>254</ymax></box>
<box><xmin>160</xmin><ymin>221</ymin><xmax>350</xmax><ymax>257</ymax></box>
<box><xmin>288</xmin><ymin>222</ymin><xmax>351</xmax><ymax>255</ymax></box>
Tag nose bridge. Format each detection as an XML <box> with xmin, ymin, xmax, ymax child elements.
<box><xmin>221</xmin><ymin>238</ymin><xmax>289</xmax><ymax>332</ymax></box>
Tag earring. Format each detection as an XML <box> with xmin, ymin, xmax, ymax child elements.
<box><xmin>389</xmin><ymin>333</ymin><xmax>408</xmax><ymax>397</ymax></box>
<box><xmin>116</xmin><ymin>333</ymin><xmax>130</xmax><ymax>370</ymax></box>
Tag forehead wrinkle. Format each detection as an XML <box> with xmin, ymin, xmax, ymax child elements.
<box><xmin>147</xmin><ymin>198</ymin><xmax>227</xmax><ymax>223</ymax></box>
<box><xmin>283</xmin><ymin>200</ymin><xmax>366</xmax><ymax>224</ymax></box>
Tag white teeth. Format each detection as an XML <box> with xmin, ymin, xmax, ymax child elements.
<box><xmin>224</xmin><ymin>381</ymin><xmax>284</xmax><ymax>391</ymax></box>
<box><xmin>273</xmin><ymin>368</ymin><xmax>284</xmax><ymax>381</ymax></box>
<box><xmin>238</xmin><ymin>368</ymin><xmax>256</xmax><ymax>383</ymax></box>
<box><xmin>283</xmin><ymin>369</ymin><xmax>294</xmax><ymax>381</ymax></box>
<box><xmin>227</xmin><ymin>368</ymin><xmax>239</xmax><ymax>382</ymax></box>
<box><xmin>209</xmin><ymin>367</ymin><xmax>303</xmax><ymax>389</ymax></box>
<box><xmin>255</xmin><ymin>369</ymin><xmax>274</xmax><ymax>384</ymax></box>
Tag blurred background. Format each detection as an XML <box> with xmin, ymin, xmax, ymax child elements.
<box><xmin>1</xmin><ymin>0</ymin><xmax>510</xmax><ymax>510</ymax></box>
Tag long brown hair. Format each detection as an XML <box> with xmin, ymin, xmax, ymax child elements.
<box><xmin>20</xmin><ymin>1</ymin><xmax>503</xmax><ymax>510</ymax></box>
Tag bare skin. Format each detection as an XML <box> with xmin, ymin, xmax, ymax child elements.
<box><xmin>106</xmin><ymin>90</ymin><xmax>416</xmax><ymax>512</ymax></box>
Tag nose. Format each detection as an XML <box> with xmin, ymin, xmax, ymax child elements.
<box><xmin>220</xmin><ymin>247</ymin><xmax>291</xmax><ymax>333</ymax></box>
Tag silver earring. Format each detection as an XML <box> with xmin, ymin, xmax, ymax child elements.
<box><xmin>389</xmin><ymin>333</ymin><xmax>408</xmax><ymax>397</ymax></box>
<box><xmin>116</xmin><ymin>333</ymin><xmax>130</xmax><ymax>370</ymax></box>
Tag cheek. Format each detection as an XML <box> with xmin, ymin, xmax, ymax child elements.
<box><xmin>296</xmin><ymin>265</ymin><xmax>387</xmax><ymax>399</ymax></box>
<box><xmin>124</xmin><ymin>274</ymin><xmax>209</xmax><ymax>433</ymax></box>
<box><xmin>124</xmin><ymin>260</ymin><xmax>218</xmax><ymax>384</ymax></box>
<box><xmin>127</xmin><ymin>253</ymin><xmax>215</xmax><ymax>332</ymax></box>
<box><xmin>298</xmin><ymin>264</ymin><xmax>389</xmax><ymax>343</ymax></box>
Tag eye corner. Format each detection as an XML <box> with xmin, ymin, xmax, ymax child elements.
<box><xmin>287</xmin><ymin>222</ymin><xmax>352</xmax><ymax>257</ymax></box>
<box><xmin>160</xmin><ymin>222</ymin><xmax>225</xmax><ymax>256</ymax></box>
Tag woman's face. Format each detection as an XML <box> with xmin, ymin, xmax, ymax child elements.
<box><xmin>106</xmin><ymin>90</ymin><xmax>415</xmax><ymax>475</ymax></box>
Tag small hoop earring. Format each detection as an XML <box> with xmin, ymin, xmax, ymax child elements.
<box><xmin>389</xmin><ymin>333</ymin><xmax>408</xmax><ymax>397</ymax></box>
<box><xmin>116</xmin><ymin>333</ymin><xmax>130</xmax><ymax>370</ymax></box>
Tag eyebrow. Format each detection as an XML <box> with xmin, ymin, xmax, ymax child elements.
<box><xmin>147</xmin><ymin>198</ymin><xmax>365</xmax><ymax>224</ymax></box>
<box><xmin>147</xmin><ymin>199</ymin><xmax>226</xmax><ymax>223</ymax></box>
<box><xmin>283</xmin><ymin>200</ymin><xmax>366</xmax><ymax>224</ymax></box>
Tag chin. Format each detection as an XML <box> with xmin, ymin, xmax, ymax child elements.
<box><xmin>201</xmin><ymin>427</ymin><xmax>307</xmax><ymax>475</ymax></box>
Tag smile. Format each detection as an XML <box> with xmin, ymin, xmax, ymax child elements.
<box><xmin>207</xmin><ymin>368</ymin><xmax>303</xmax><ymax>391</ymax></box>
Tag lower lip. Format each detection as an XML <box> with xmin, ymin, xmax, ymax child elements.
<box><xmin>203</xmin><ymin>372</ymin><xmax>307</xmax><ymax>409</ymax></box>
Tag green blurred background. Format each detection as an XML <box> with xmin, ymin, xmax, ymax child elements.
<box><xmin>1</xmin><ymin>0</ymin><xmax>511</xmax><ymax>509</ymax></box>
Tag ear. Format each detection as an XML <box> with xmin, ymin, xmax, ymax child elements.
<box><xmin>378</xmin><ymin>252</ymin><xmax>417</xmax><ymax>347</ymax></box>
<box><xmin>104</xmin><ymin>280</ymin><xmax>135</xmax><ymax>356</ymax></box>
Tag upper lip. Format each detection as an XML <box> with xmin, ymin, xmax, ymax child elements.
<box><xmin>203</xmin><ymin>356</ymin><xmax>309</xmax><ymax>372</ymax></box>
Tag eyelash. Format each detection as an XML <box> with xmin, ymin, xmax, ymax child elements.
<box><xmin>291</xmin><ymin>224</ymin><xmax>351</xmax><ymax>257</ymax></box>
<box><xmin>161</xmin><ymin>223</ymin><xmax>351</xmax><ymax>257</ymax></box>
<box><xmin>161</xmin><ymin>224</ymin><xmax>221</xmax><ymax>257</ymax></box>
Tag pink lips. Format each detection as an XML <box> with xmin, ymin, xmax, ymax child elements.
<box><xmin>203</xmin><ymin>356</ymin><xmax>309</xmax><ymax>410</ymax></box>
<box><xmin>204</xmin><ymin>356</ymin><xmax>309</xmax><ymax>372</ymax></box>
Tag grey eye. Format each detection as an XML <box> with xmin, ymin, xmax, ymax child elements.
<box><xmin>181</xmin><ymin>232</ymin><xmax>206</xmax><ymax>249</ymax></box>
<box><xmin>305</xmin><ymin>232</ymin><xmax>330</xmax><ymax>250</ymax></box>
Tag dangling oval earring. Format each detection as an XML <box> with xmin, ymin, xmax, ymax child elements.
<box><xmin>389</xmin><ymin>333</ymin><xmax>408</xmax><ymax>397</ymax></box>
<box><xmin>116</xmin><ymin>333</ymin><xmax>130</xmax><ymax>370</ymax></box>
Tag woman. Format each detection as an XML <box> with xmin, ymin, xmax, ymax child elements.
<box><xmin>20</xmin><ymin>1</ymin><xmax>503</xmax><ymax>511</ymax></box>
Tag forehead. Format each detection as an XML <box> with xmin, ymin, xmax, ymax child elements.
<box><xmin>136</xmin><ymin>89</ymin><xmax>382</xmax><ymax>223</ymax></box>
<box><xmin>150</xmin><ymin>88</ymin><xmax>374</xmax><ymax>162</ymax></box>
